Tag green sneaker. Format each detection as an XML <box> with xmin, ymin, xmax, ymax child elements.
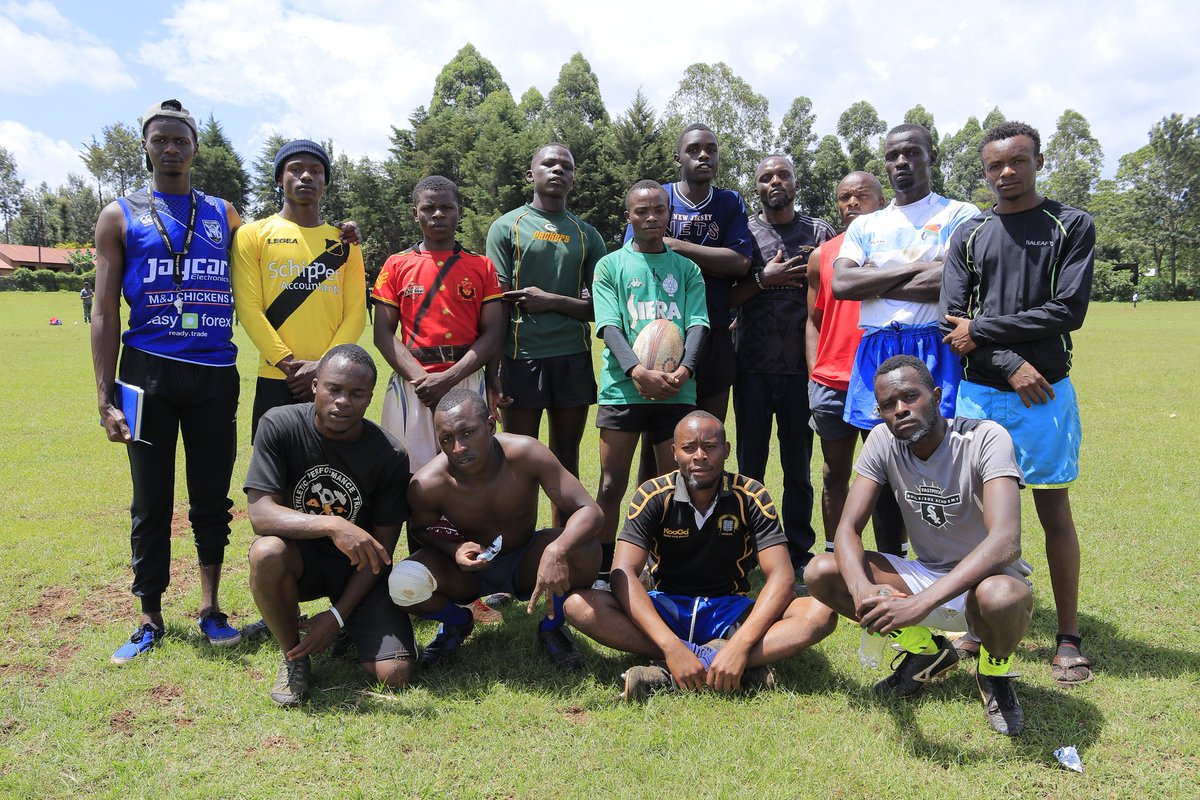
<box><xmin>270</xmin><ymin>654</ymin><xmax>311</xmax><ymax>707</ymax></box>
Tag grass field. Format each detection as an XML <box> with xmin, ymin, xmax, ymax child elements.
<box><xmin>0</xmin><ymin>293</ymin><xmax>1197</xmax><ymax>799</ymax></box>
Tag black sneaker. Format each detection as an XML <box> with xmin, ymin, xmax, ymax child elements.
<box><xmin>538</xmin><ymin>625</ymin><xmax>583</xmax><ymax>672</ymax></box>
<box><xmin>874</xmin><ymin>634</ymin><xmax>959</xmax><ymax>699</ymax></box>
<box><xmin>621</xmin><ymin>664</ymin><xmax>675</xmax><ymax>702</ymax></box>
<box><xmin>977</xmin><ymin>670</ymin><xmax>1025</xmax><ymax>736</ymax></box>
<box><xmin>418</xmin><ymin>618</ymin><xmax>474</xmax><ymax>668</ymax></box>
<box><xmin>270</xmin><ymin>654</ymin><xmax>311</xmax><ymax>707</ymax></box>
<box><xmin>704</xmin><ymin>638</ymin><xmax>776</xmax><ymax>691</ymax></box>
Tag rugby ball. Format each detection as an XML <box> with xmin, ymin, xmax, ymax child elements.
<box><xmin>632</xmin><ymin>319</ymin><xmax>684</xmax><ymax>372</ymax></box>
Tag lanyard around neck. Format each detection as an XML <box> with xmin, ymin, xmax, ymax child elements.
<box><xmin>146</xmin><ymin>185</ymin><xmax>198</xmax><ymax>290</ymax></box>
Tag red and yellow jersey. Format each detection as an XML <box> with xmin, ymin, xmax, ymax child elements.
<box><xmin>372</xmin><ymin>245</ymin><xmax>502</xmax><ymax>372</ymax></box>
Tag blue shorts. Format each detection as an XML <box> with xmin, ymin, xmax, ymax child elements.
<box><xmin>647</xmin><ymin>592</ymin><xmax>755</xmax><ymax>644</ymax></box>
<box><xmin>844</xmin><ymin>323</ymin><xmax>960</xmax><ymax>430</ymax></box>
<box><xmin>956</xmin><ymin>378</ymin><xmax>1081</xmax><ymax>487</ymax></box>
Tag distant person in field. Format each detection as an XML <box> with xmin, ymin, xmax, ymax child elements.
<box><xmin>805</xmin><ymin>355</ymin><xmax>1033</xmax><ymax>736</ymax></box>
<box><xmin>80</xmin><ymin>280</ymin><xmax>93</xmax><ymax>323</ymax></box>
<box><xmin>387</xmin><ymin>388</ymin><xmax>603</xmax><ymax>671</ymax></box>
<box><xmin>372</xmin><ymin>176</ymin><xmax>505</xmax><ymax>474</ymax></box>
<box><xmin>92</xmin><ymin>99</ymin><xmax>243</xmax><ymax>664</ymax></box>
<box><xmin>806</xmin><ymin>172</ymin><xmax>909</xmax><ymax>557</ymax></box>
<box><xmin>593</xmin><ymin>180</ymin><xmax>709</xmax><ymax>588</ymax></box>
<box><xmin>486</xmin><ymin>143</ymin><xmax>606</xmax><ymax>514</ymax></box>
<box><xmin>566</xmin><ymin>411</ymin><xmax>837</xmax><ymax>701</ymax></box>
<box><xmin>730</xmin><ymin>154</ymin><xmax>835</xmax><ymax>581</ymax></box>
<box><xmin>940</xmin><ymin>121</ymin><xmax>1095</xmax><ymax>685</ymax></box>
<box><xmin>245</xmin><ymin>345</ymin><xmax>414</xmax><ymax>705</ymax></box>
<box><xmin>232</xmin><ymin>139</ymin><xmax>366</xmax><ymax>438</ymax></box>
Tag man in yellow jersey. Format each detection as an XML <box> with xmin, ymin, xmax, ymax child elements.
<box><xmin>233</xmin><ymin>140</ymin><xmax>366</xmax><ymax>437</ymax></box>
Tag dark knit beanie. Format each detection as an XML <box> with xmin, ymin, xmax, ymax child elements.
<box><xmin>273</xmin><ymin>139</ymin><xmax>332</xmax><ymax>183</ymax></box>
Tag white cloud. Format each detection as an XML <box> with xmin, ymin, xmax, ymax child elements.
<box><xmin>0</xmin><ymin>1</ymin><xmax>135</xmax><ymax>93</ymax></box>
<box><xmin>0</xmin><ymin>120</ymin><xmax>85</xmax><ymax>188</ymax></box>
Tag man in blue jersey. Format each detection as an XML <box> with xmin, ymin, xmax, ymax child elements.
<box><xmin>627</xmin><ymin>123</ymin><xmax>752</xmax><ymax>423</ymax></box>
<box><xmin>92</xmin><ymin>99</ymin><xmax>244</xmax><ymax>664</ymax></box>
<box><xmin>941</xmin><ymin>121</ymin><xmax>1095</xmax><ymax>685</ymax></box>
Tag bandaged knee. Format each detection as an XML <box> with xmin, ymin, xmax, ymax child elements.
<box><xmin>388</xmin><ymin>560</ymin><xmax>437</xmax><ymax>606</ymax></box>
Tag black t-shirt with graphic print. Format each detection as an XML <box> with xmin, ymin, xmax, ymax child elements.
<box><xmin>244</xmin><ymin>403</ymin><xmax>410</xmax><ymax>534</ymax></box>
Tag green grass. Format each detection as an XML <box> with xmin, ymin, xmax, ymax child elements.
<box><xmin>1</xmin><ymin>293</ymin><xmax>1197</xmax><ymax>799</ymax></box>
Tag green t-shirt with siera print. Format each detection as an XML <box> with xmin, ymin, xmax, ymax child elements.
<box><xmin>485</xmin><ymin>204</ymin><xmax>606</xmax><ymax>359</ymax></box>
<box><xmin>592</xmin><ymin>242</ymin><xmax>709</xmax><ymax>406</ymax></box>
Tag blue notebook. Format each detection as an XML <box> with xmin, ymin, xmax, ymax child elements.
<box><xmin>113</xmin><ymin>379</ymin><xmax>146</xmax><ymax>443</ymax></box>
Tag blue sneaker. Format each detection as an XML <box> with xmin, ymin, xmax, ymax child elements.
<box><xmin>418</xmin><ymin>618</ymin><xmax>474</xmax><ymax>668</ymax></box>
<box><xmin>111</xmin><ymin>623</ymin><xmax>163</xmax><ymax>665</ymax></box>
<box><xmin>199</xmin><ymin>611</ymin><xmax>242</xmax><ymax>646</ymax></box>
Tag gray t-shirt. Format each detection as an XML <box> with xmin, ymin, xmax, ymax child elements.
<box><xmin>856</xmin><ymin>417</ymin><xmax>1030</xmax><ymax>577</ymax></box>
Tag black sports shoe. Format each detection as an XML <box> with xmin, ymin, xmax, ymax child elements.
<box><xmin>418</xmin><ymin>618</ymin><xmax>474</xmax><ymax>668</ymax></box>
<box><xmin>874</xmin><ymin>634</ymin><xmax>959</xmax><ymax>699</ymax></box>
<box><xmin>538</xmin><ymin>625</ymin><xmax>584</xmax><ymax>672</ymax></box>
<box><xmin>977</xmin><ymin>670</ymin><xmax>1025</xmax><ymax>736</ymax></box>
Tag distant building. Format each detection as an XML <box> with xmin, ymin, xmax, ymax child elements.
<box><xmin>0</xmin><ymin>244</ymin><xmax>94</xmax><ymax>278</ymax></box>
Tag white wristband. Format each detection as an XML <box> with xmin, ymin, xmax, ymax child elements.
<box><xmin>329</xmin><ymin>605</ymin><xmax>345</xmax><ymax>629</ymax></box>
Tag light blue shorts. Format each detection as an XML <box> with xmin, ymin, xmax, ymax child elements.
<box><xmin>956</xmin><ymin>377</ymin><xmax>1081</xmax><ymax>487</ymax></box>
<box><xmin>844</xmin><ymin>323</ymin><xmax>960</xmax><ymax>430</ymax></box>
<box><xmin>647</xmin><ymin>592</ymin><xmax>755</xmax><ymax>644</ymax></box>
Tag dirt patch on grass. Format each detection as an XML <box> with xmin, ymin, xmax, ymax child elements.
<box><xmin>562</xmin><ymin>705</ymin><xmax>589</xmax><ymax>723</ymax></box>
<box><xmin>109</xmin><ymin>708</ymin><xmax>136</xmax><ymax>734</ymax></box>
<box><xmin>245</xmin><ymin>735</ymin><xmax>299</xmax><ymax>759</ymax></box>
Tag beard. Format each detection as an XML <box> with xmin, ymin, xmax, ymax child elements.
<box><xmin>900</xmin><ymin>417</ymin><xmax>935</xmax><ymax>445</ymax></box>
<box><xmin>764</xmin><ymin>193</ymin><xmax>793</xmax><ymax>210</ymax></box>
<box><xmin>685</xmin><ymin>470</ymin><xmax>720</xmax><ymax>491</ymax></box>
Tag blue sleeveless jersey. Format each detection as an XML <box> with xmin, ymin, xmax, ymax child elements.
<box><xmin>117</xmin><ymin>188</ymin><xmax>236</xmax><ymax>367</ymax></box>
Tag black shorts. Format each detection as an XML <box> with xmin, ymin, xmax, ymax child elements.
<box><xmin>295</xmin><ymin>538</ymin><xmax>415</xmax><ymax>662</ymax></box>
<box><xmin>501</xmin><ymin>353</ymin><xmax>597</xmax><ymax>409</ymax></box>
<box><xmin>695</xmin><ymin>325</ymin><xmax>736</xmax><ymax>399</ymax></box>
<box><xmin>252</xmin><ymin>377</ymin><xmax>300</xmax><ymax>439</ymax></box>
<box><xmin>596</xmin><ymin>402</ymin><xmax>693</xmax><ymax>444</ymax></box>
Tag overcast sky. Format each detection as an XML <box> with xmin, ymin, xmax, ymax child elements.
<box><xmin>2</xmin><ymin>0</ymin><xmax>1197</xmax><ymax>191</ymax></box>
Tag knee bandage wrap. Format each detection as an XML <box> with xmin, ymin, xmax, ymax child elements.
<box><xmin>388</xmin><ymin>560</ymin><xmax>437</xmax><ymax>606</ymax></box>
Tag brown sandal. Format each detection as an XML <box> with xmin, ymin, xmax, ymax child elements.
<box><xmin>1051</xmin><ymin>640</ymin><xmax>1094</xmax><ymax>687</ymax></box>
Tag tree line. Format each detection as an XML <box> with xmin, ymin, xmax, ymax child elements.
<box><xmin>2</xmin><ymin>45</ymin><xmax>1197</xmax><ymax>299</ymax></box>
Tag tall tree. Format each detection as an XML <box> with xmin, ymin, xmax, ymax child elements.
<box><xmin>53</xmin><ymin>174</ymin><xmax>101</xmax><ymax>245</ymax></box>
<box><xmin>1042</xmin><ymin>109</ymin><xmax>1104</xmax><ymax>211</ymax></box>
<box><xmin>836</xmin><ymin>101</ymin><xmax>886</xmax><ymax>173</ymax></box>
<box><xmin>1116</xmin><ymin>115</ymin><xmax>1200</xmax><ymax>286</ymax></box>
<box><xmin>459</xmin><ymin>89</ymin><xmax>528</xmax><ymax>248</ymax></box>
<box><xmin>939</xmin><ymin>117</ymin><xmax>987</xmax><ymax>206</ymax></box>
<box><xmin>0</xmin><ymin>145</ymin><xmax>24</xmax><ymax>243</ymax></box>
<box><xmin>82</xmin><ymin>122</ymin><xmax>144</xmax><ymax>203</ymax></box>
<box><xmin>777</xmin><ymin>95</ymin><xmax>819</xmax><ymax>212</ymax></box>
<box><xmin>430</xmin><ymin>43</ymin><xmax>509</xmax><ymax>113</ymax></box>
<box><xmin>545</xmin><ymin>53</ymin><xmax>621</xmax><ymax>243</ymax></box>
<box><xmin>806</xmin><ymin>135</ymin><xmax>850</xmax><ymax>227</ymax></box>
<box><xmin>903</xmin><ymin>104</ymin><xmax>944</xmax><ymax>195</ymax></box>
<box><xmin>246</xmin><ymin>133</ymin><xmax>290</xmax><ymax>220</ymax></box>
<box><xmin>11</xmin><ymin>183</ymin><xmax>64</xmax><ymax>247</ymax></box>
<box><xmin>666</xmin><ymin>62</ymin><xmax>772</xmax><ymax>200</ymax></box>
<box><xmin>192</xmin><ymin>115</ymin><xmax>250</xmax><ymax>211</ymax></box>
<box><xmin>611</xmin><ymin>89</ymin><xmax>676</xmax><ymax>197</ymax></box>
